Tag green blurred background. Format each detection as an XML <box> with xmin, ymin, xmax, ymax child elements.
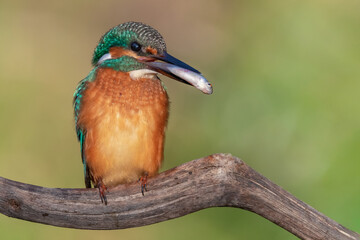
<box><xmin>0</xmin><ymin>0</ymin><xmax>359</xmax><ymax>239</ymax></box>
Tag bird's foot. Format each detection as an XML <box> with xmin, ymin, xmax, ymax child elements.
<box><xmin>97</xmin><ymin>181</ymin><xmax>108</xmax><ymax>205</ymax></box>
<box><xmin>139</xmin><ymin>173</ymin><xmax>148</xmax><ymax>196</ymax></box>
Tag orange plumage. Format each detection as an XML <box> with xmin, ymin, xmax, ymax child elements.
<box><xmin>77</xmin><ymin>68</ymin><xmax>168</xmax><ymax>187</ymax></box>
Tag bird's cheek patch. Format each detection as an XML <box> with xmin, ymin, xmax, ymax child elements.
<box><xmin>109</xmin><ymin>47</ymin><xmax>138</xmax><ymax>59</ymax></box>
<box><xmin>146</xmin><ymin>47</ymin><xmax>158</xmax><ymax>55</ymax></box>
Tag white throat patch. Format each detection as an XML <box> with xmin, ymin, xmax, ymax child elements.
<box><xmin>129</xmin><ymin>69</ymin><xmax>158</xmax><ymax>80</ymax></box>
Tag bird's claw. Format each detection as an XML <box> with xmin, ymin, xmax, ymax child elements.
<box><xmin>97</xmin><ymin>181</ymin><xmax>108</xmax><ymax>205</ymax></box>
<box><xmin>139</xmin><ymin>173</ymin><xmax>148</xmax><ymax>196</ymax></box>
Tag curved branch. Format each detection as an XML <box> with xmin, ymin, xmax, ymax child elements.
<box><xmin>0</xmin><ymin>154</ymin><xmax>358</xmax><ymax>239</ymax></box>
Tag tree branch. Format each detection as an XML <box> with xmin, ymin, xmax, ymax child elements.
<box><xmin>0</xmin><ymin>154</ymin><xmax>358</xmax><ymax>239</ymax></box>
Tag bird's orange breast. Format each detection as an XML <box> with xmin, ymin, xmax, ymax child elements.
<box><xmin>77</xmin><ymin>68</ymin><xmax>169</xmax><ymax>187</ymax></box>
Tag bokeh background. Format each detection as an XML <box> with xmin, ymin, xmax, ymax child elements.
<box><xmin>0</xmin><ymin>0</ymin><xmax>359</xmax><ymax>239</ymax></box>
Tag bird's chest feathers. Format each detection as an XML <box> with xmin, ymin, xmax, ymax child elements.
<box><xmin>77</xmin><ymin>68</ymin><xmax>169</xmax><ymax>184</ymax></box>
<box><xmin>79</xmin><ymin>68</ymin><xmax>168</xmax><ymax>126</ymax></box>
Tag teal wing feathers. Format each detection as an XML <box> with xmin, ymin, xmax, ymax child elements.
<box><xmin>73</xmin><ymin>68</ymin><xmax>97</xmax><ymax>188</ymax></box>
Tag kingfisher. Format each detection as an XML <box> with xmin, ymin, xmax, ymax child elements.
<box><xmin>73</xmin><ymin>21</ymin><xmax>212</xmax><ymax>204</ymax></box>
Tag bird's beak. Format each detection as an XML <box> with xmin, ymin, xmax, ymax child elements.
<box><xmin>144</xmin><ymin>51</ymin><xmax>213</xmax><ymax>95</ymax></box>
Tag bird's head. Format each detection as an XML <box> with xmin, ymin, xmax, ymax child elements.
<box><xmin>92</xmin><ymin>21</ymin><xmax>212</xmax><ymax>94</ymax></box>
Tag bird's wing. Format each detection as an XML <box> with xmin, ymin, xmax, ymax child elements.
<box><xmin>77</xmin><ymin>129</ymin><xmax>91</xmax><ymax>188</ymax></box>
<box><xmin>73</xmin><ymin>69</ymin><xmax>97</xmax><ymax>188</ymax></box>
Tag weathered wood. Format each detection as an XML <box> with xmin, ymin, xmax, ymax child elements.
<box><xmin>0</xmin><ymin>153</ymin><xmax>358</xmax><ymax>239</ymax></box>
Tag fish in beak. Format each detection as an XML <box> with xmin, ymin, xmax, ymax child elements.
<box><xmin>144</xmin><ymin>51</ymin><xmax>213</xmax><ymax>95</ymax></box>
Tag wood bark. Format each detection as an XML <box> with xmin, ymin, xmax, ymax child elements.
<box><xmin>0</xmin><ymin>153</ymin><xmax>358</xmax><ymax>240</ymax></box>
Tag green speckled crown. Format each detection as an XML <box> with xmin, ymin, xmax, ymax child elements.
<box><xmin>92</xmin><ymin>22</ymin><xmax>167</xmax><ymax>65</ymax></box>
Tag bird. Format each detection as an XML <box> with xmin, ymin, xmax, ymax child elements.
<box><xmin>73</xmin><ymin>21</ymin><xmax>212</xmax><ymax>204</ymax></box>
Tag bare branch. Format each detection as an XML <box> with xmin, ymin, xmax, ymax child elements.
<box><xmin>0</xmin><ymin>154</ymin><xmax>358</xmax><ymax>239</ymax></box>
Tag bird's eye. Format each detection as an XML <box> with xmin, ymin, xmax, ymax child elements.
<box><xmin>130</xmin><ymin>42</ymin><xmax>141</xmax><ymax>52</ymax></box>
